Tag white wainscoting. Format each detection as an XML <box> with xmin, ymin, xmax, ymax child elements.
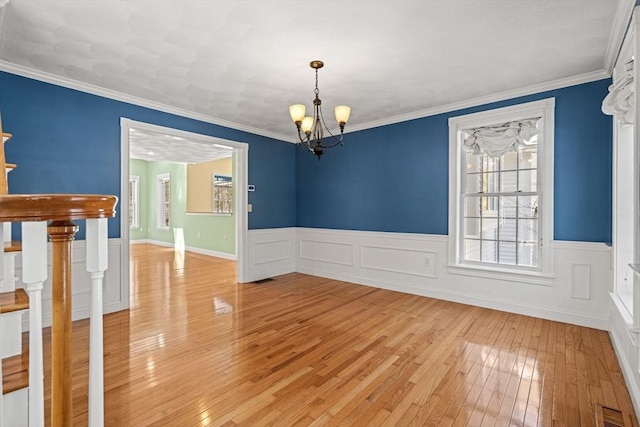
<box><xmin>610</xmin><ymin>293</ymin><xmax>640</xmax><ymax>416</ymax></box>
<box><xmin>17</xmin><ymin>238</ymin><xmax>124</xmax><ymax>329</ymax></box>
<box><xmin>246</xmin><ymin>228</ymin><xmax>296</xmax><ymax>282</ymax></box>
<box><xmin>296</xmin><ymin>228</ymin><xmax>611</xmax><ymax>330</ymax></box>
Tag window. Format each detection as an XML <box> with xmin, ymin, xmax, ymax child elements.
<box><xmin>129</xmin><ymin>176</ymin><xmax>139</xmax><ymax>228</ymax></box>
<box><xmin>157</xmin><ymin>173</ymin><xmax>170</xmax><ymax>229</ymax></box>
<box><xmin>448</xmin><ymin>99</ymin><xmax>554</xmax><ymax>283</ymax></box>
<box><xmin>212</xmin><ymin>174</ymin><xmax>233</xmax><ymax>214</ymax></box>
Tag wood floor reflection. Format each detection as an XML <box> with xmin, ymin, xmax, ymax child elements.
<box><xmin>43</xmin><ymin>243</ymin><xmax>637</xmax><ymax>426</ymax></box>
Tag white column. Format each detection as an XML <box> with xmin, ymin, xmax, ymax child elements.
<box><xmin>22</xmin><ymin>221</ymin><xmax>47</xmax><ymax>427</ymax></box>
<box><xmin>86</xmin><ymin>218</ymin><xmax>108</xmax><ymax>427</ymax></box>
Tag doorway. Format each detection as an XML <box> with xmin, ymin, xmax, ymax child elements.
<box><xmin>119</xmin><ymin>118</ymin><xmax>249</xmax><ymax>310</ymax></box>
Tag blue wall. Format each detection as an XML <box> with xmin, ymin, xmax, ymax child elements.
<box><xmin>296</xmin><ymin>79</ymin><xmax>613</xmax><ymax>244</ymax></box>
<box><xmin>0</xmin><ymin>71</ymin><xmax>296</xmax><ymax>239</ymax></box>
<box><xmin>0</xmin><ymin>71</ymin><xmax>613</xmax><ymax>244</ymax></box>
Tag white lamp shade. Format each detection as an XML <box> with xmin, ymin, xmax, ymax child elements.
<box><xmin>301</xmin><ymin>116</ymin><xmax>314</xmax><ymax>133</ymax></box>
<box><xmin>335</xmin><ymin>105</ymin><xmax>351</xmax><ymax>124</ymax></box>
<box><xmin>289</xmin><ymin>104</ymin><xmax>306</xmax><ymax>123</ymax></box>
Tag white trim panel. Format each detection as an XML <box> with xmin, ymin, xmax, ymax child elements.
<box><xmin>246</xmin><ymin>228</ymin><xmax>296</xmax><ymax>282</ymax></box>
<box><xmin>296</xmin><ymin>228</ymin><xmax>611</xmax><ymax>330</ymax></box>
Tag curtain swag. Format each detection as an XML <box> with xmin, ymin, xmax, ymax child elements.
<box><xmin>462</xmin><ymin>119</ymin><xmax>540</xmax><ymax>158</ymax></box>
<box><xmin>602</xmin><ymin>60</ymin><xmax>634</xmax><ymax>125</ymax></box>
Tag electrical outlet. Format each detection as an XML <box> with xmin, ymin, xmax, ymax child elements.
<box><xmin>197</xmin><ymin>232</ymin><xmax>201</xmax><ymax>239</ymax></box>
<box><xmin>425</xmin><ymin>258</ymin><xmax>431</xmax><ymax>267</ymax></box>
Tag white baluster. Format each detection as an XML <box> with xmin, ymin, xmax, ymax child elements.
<box><xmin>22</xmin><ymin>221</ymin><xmax>47</xmax><ymax>427</ymax></box>
<box><xmin>86</xmin><ymin>218</ymin><xmax>107</xmax><ymax>427</ymax></box>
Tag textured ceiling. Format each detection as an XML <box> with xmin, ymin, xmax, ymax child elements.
<box><xmin>0</xmin><ymin>0</ymin><xmax>632</xmax><ymax>142</ymax></box>
<box><xmin>129</xmin><ymin>129</ymin><xmax>232</xmax><ymax>164</ymax></box>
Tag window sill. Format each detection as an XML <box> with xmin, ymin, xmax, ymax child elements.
<box><xmin>447</xmin><ymin>263</ymin><xmax>554</xmax><ymax>286</ymax></box>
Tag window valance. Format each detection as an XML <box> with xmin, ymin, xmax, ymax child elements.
<box><xmin>602</xmin><ymin>60</ymin><xmax>634</xmax><ymax>125</ymax></box>
<box><xmin>462</xmin><ymin>118</ymin><xmax>540</xmax><ymax>158</ymax></box>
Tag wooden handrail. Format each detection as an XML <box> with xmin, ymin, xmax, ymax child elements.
<box><xmin>0</xmin><ymin>194</ymin><xmax>117</xmax><ymax>221</ymax></box>
<box><xmin>0</xmin><ymin>193</ymin><xmax>117</xmax><ymax>427</ymax></box>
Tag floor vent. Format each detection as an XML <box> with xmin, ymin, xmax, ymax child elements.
<box><xmin>595</xmin><ymin>404</ymin><xmax>632</xmax><ymax>427</ymax></box>
<box><xmin>252</xmin><ymin>278</ymin><xmax>274</xmax><ymax>284</ymax></box>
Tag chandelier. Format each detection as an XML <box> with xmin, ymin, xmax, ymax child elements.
<box><xmin>289</xmin><ymin>60</ymin><xmax>351</xmax><ymax>160</ymax></box>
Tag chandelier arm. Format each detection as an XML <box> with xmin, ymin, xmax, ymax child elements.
<box><xmin>295</xmin><ymin>123</ymin><xmax>314</xmax><ymax>147</ymax></box>
<box><xmin>318</xmin><ymin>106</ymin><xmax>346</xmax><ymax>148</ymax></box>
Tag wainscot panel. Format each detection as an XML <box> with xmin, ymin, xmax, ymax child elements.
<box><xmin>246</xmin><ymin>228</ymin><xmax>296</xmax><ymax>282</ymax></box>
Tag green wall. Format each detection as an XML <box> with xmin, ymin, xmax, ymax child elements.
<box><xmin>131</xmin><ymin>159</ymin><xmax>236</xmax><ymax>255</ymax></box>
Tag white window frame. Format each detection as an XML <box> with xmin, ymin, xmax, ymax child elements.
<box><xmin>129</xmin><ymin>175</ymin><xmax>140</xmax><ymax>229</ymax></box>
<box><xmin>156</xmin><ymin>173</ymin><xmax>171</xmax><ymax>230</ymax></box>
<box><xmin>448</xmin><ymin>98</ymin><xmax>555</xmax><ymax>285</ymax></box>
<box><xmin>212</xmin><ymin>174</ymin><xmax>233</xmax><ymax>215</ymax></box>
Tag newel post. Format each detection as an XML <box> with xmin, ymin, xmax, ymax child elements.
<box><xmin>86</xmin><ymin>218</ymin><xmax>108</xmax><ymax>427</ymax></box>
<box><xmin>21</xmin><ymin>221</ymin><xmax>47</xmax><ymax>427</ymax></box>
<box><xmin>48</xmin><ymin>220</ymin><xmax>78</xmax><ymax>427</ymax></box>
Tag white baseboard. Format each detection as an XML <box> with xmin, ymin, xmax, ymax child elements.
<box><xmin>145</xmin><ymin>239</ymin><xmax>174</xmax><ymax>248</ymax></box>
<box><xmin>295</xmin><ymin>227</ymin><xmax>612</xmax><ymax>330</ymax></box>
<box><xmin>184</xmin><ymin>245</ymin><xmax>236</xmax><ymax>260</ymax></box>
<box><xmin>130</xmin><ymin>238</ymin><xmax>150</xmax><ymax>244</ymax></box>
<box><xmin>296</xmin><ymin>264</ymin><xmax>609</xmax><ymax>330</ymax></box>
<box><xmin>131</xmin><ymin>239</ymin><xmax>236</xmax><ymax>260</ymax></box>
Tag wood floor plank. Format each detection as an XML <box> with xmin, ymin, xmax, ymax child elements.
<box><xmin>29</xmin><ymin>244</ymin><xmax>639</xmax><ymax>426</ymax></box>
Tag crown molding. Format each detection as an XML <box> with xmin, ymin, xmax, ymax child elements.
<box><xmin>0</xmin><ymin>60</ymin><xmax>292</xmax><ymax>143</ymax></box>
<box><xmin>345</xmin><ymin>69</ymin><xmax>610</xmax><ymax>134</ymax></box>
<box><xmin>604</xmin><ymin>0</ymin><xmax>635</xmax><ymax>73</ymax></box>
<box><xmin>0</xmin><ymin>59</ymin><xmax>612</xmax><ymax>144</ymax></box>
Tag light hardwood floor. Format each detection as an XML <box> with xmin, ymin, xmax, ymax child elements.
<box><xmin>38</xmin><ymin>243</ymin><xmax>637</xmax><ymax>426</ymax></box>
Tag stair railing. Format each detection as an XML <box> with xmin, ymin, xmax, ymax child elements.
<box><xmin>0</xmin><ymin>194</ymin><xmax>117</xmax><ymax>427</ymax></box>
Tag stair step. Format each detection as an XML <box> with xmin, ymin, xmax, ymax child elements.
<box><xmin>0</xmin><ymin>288</ymin><xmax>28</xmax><ymax>314</ymax></box>
<box><xmin>2</xmin><ymin>350</ymin><xmax>28</xmax><ymax>395</ymax></box>
<box><xmin>5</xmin><ymin>163</ymin><xmax>16</xmax><ymax>170</ymax></box>
<box><xmin>4</xmin><ymin>240</ymin><xmax>21</xmax><ymax>253</ymax></box>
<box><xmin>2</xmin><ymin>132</ymin><xmax>11</xmax><ymax>143</ymax></box>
